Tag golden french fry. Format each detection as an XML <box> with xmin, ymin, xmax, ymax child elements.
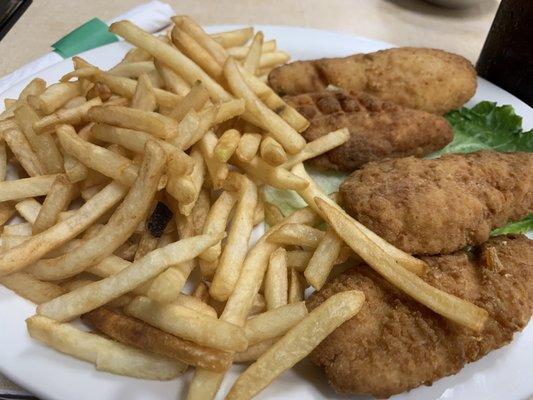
<box><xmin>198</xmin><ymin>130</ymin><xmax>229</xmax><ymax>189</ymax></box>
<box><xmin>108</xmin><ymin>61</ymin><xmax>155</xmax><ymax>78</ymax></box>
<box><xmin>122</xmin><ymin>47</ymin><xmax>153</xmax><ymax>63</ymax></box>
<box><xmin>15</xmin><ymin>198</ymin><xmax>41</xmax><ymax>224</ymax></box>
<box><xmin>177</xmin><ymin>148</ymin><xmax>205</xmax><ymax>216</ymax></box>
<box><xmin>224</xmin><ymin>58</ymin><xmax>305</xmax><ymax>154</ymax></box>
<box><xmin>62</xmin><ymin>153</ymin><xmax>88</xmax><ymax>182</ymax></box>
<box><xmin>211</xmin><ymin>27</ymin><xmax>254</xmax><ymax>48</ymax></box>
<box><xmin>154</xmin><ymin>60</ymin><xmax>191</xmax><ymax>96</ymax></box>
<box><xmin>268</xmin><ymin>223</ymin><xmax>324</xmax><ymax>247</ymax></box>
<box><xmin>0</xmin><ymin>273</ymin><xmax>64</xmax><ymax>304</ymax></box>
<box><xmin>33</xmin><ymin>97</ymin><xmax>102</xmax><ymax>134</ymax></box>
<box><xmin>28</xmin><ymin>141</ymin><xmax>165</xmax><ymax>281</ymax></box>
<box><xmin>200</xmin><ymin>191</ymin><xmax>236</xmax><ymax>262</ymax></box>
<box><xmin>174</xmin><ymin>294</ymin><xmax>218</xmax><ymax>318</ymax></box>
<box><xmin>110</xmin><ymin>21</ymin><xmax>231</xmax><ymax>102</ymax></box>
<box><xmin>244</xmin><ymin>302</ymin><xmax>308</xmax><ymax>346</ymax></box>
<box><xmin>214</xmin><ymin>128</ymin><xmax>240</xmax><ymax>162</ymax></box>
<box><xmin>193</xmin><ymin>281</ymin><xmax>211</xmax><ymax>303</ymax></box>
<box><xmin>258</xmin><ymin>51</ymin><xmax>290</xmax><ymax>69</ymax></box>
<box><xmin>134</xmin><ymin>231</ymin><xmax>159</xmax><ymax>261</ymax></box>
<box><xmin>249</xmin><ymin>293</ymin><xmax>267</xmax><ymax>316</ymax></box>
<box><xmin>253</xmin><ymin>197</ymin><xmax>265</xmax><ymax>225</ymax></box>
<box><xmin>210</xmin><ymin>176</ymin><xmax>257</xmax><ymax>301</ymax></box>
<box><xmin>264</xmin><ymin>247</ymin><xmax>288</xmax><ymax>310</ymax></box>
<box><xmin>264</xmin><ymin>201</ymin><xmax>284</xmax><ymax>226</ymax></box>
<box><xmin>168</xmin><ymin>80</ymin><xmax>210</xmax><ymax>122</ymax></box>
<box><xmin>60</xmin><ymin>66</ymin><xmax>100</xmax><ymax>82</ymax></box>
<box><xmin>226</xmin><ymin>290</ymin><xmax>365</xmax><ymax>399</ymax></box>
<box><xmin>243</xmin><ymin>31</ymin><xmax>263</xmax><ymax>74</ymax></box>
<box><xmin>234</xmin><ymin>338</ymin><xmax>278</xmax><ymax>363</ymax></box>
<box><xmin>304</xmin><ymin>227</ymin><xmax>343</xmax><ymax>290</ymax></box>
<box><xmin>0</xmin><ymin>174</ymin><xmax>59</xmax><ymax>202</ymax></box>
<box><xmin>260</xmin><ymin>136</ymin><xmax>287</xmax><ymax>166</ymax></box>
<box><xmin>0</xmin><ymin>78</ymin><xmax>46</xmax><ymax>121</ymax></box>
<box><xmin>4</xmin><ymin>128</ymin><xmax>47</xmax><ymax>176</ymax></box>
<box><xmin>82</xmin><ymin>307</ymin><xmax>232</xmax><ymax>372</ymax></box>
<box><xmin>125</xmin><ymin>296</ymin><xmax>248</xmax><ymax>351</ymax></box>
<box><xmin>288</xmin><ymin>268</ymin><xmax>305</xmax><ymax>303</ymax></box>
<box><xmin>0</xmin><ymin>181</ymin><xmax>126</xmax><ymax>276</ymax></box>
<box><xmin>236</xmin><ymin>133</ymin><xmax>261</xmax><ymax>162</ymax></box>
<box><xmin>227</xmin><ymin>40</ymin><xmax>276</xmax><ymax>59</ymax></box>
<box><xmin>27</xmin><ymin>315</ymin><xmax>186</xmax><ymax>380</ymax></box>
<box><xmin>27</xmin><ymin>82</ymin><xmax>80</xmax><ymax>114</ymax></box>
<box><xmin>4</xmin><ymin>222</ymin><xmax>32</xmax><ymax>236</ymax></box>
<box><xmin>282</xmin><ymin>128</ymin><xmax>350</xmax><ymax>169</ymax></box>
<box><xmin>130</xmin><ymin>73</ymin><xmax>156</xmax><ymax>111</ymax></box>
<box><xmin>0</xmin><ymin>141</ymin><xmax>6</xmax><ymax>181</ymax></box>
<box><xmin>0</xmin><ymin>202</ymin><xmax>16</xmax><ymax>227</ymax></box>
<box><xmin>88</xmin><ymin>105</ymin><xmax>178</xmax><ymax>139</ymax></box>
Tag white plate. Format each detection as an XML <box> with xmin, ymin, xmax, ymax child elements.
<box><xmin>0</xmin><ymin>25</ymin><xmax>532</xmax><ymax>400</ymax></box>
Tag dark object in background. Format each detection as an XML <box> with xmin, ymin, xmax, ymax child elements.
<box><xmin>477</xmin><ymin>0</ymin><xmax>533</xmax><ymax>106</ymax></box>
<box><xmin>147</xmin><ymin>202</ymin><xmax>173</xmax><ymax>238</ymax></box>
<box><xmin>0</xmin><ymin>0</ymin><xmax>32</xmax><ymax>41</ymax></box>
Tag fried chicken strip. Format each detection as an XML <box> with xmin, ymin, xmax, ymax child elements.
<box><xmin>269</xmin><ymin>47</ymin><xmax>477</xmax><ymax>115</ymax></box>
<box><xmin>340</xmin><ymin>151</ymin><xmax>533</xmax><ymax>255</ymax></box>
<box><xmin>307</xmin><ymin>235</ymin><xmax>533</xmax><ymax>398</ymax></box>
<box><xmin>285</xmin><ymin>90</ymin><xmax>453</xmax><ymax>171</ymax></box>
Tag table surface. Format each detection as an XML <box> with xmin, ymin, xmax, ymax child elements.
<box><xmin>0</xmin><ymin>0</ymin><xmax>500</xmax><ymax>396</ymax></box>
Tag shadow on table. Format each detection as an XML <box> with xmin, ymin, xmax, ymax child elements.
<box><xmin>385</xmin><ymin>0</ymin><xmax>498</xmax><ymax>18</ymax></box>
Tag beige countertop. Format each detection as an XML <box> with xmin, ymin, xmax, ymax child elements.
<box><xmin>0</xmin><ymin>0</ymin><xmax>499</xmax><ymax>395</ymax></box>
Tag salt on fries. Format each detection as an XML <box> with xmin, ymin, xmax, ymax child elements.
<box><xmin>0</xmin><ymin>14</ymin><xmax>489</xmax><ymax>399</ymax></box>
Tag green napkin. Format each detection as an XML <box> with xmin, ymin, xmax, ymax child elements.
<box><xmin>52</xmin><ymin>18</ymin><xmax>118</xmax><ymax>58</ymax></box>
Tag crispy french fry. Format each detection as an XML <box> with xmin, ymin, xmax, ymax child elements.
<box><xmin>210</xmin><ymin>176</ymin><xmax>257</xmax><ymax>301</ymax></box>
<box><xmin>260</xmin><ymin>136</ymin><xmax>287</xmax><ymax>166</ymax></box>
<box><xmin>264</xmin><ymin>247</ymin><xmax>288</xmax><ymax>310</ymax></box>
<box><xmin>236</xmin><ymin>133</ymin><xmax>261</xmax><ymax>162</ymax></box>
<box><xmin>304</xmin><ymin>227</ymin><xmax>343</xmax><ymax>290</ymax></box>
<box><xmin>214</xmin><ymin>128</ymin><xmax>240</xmax><ymax>162</ymax></box>
<box><xmin>211</xmin><ymin>27</ymin><xmax>254</xmax><ymax>48</ymax></box>
<box><xmin>200</xmin><ymin>191</ymin><xmax>236</xmax><ymax>262</ymax></box>
<box><xmin>244</xmin><ymin>302</ymin><xmax>308</xmax><ymax>346</ymax></box>
<box><xmin>177</xmin><ymin>148</ymin><xmax>205</xmax><ymax>216</ymax></box>
<box><xmin>253</xmin><ymin>197</ymin><xmax>265</xmax><ymax>225</ymax></box>
<box><xmin>4</xmin><ymin>222</ymin><xmax>32</xmax><ymax>236</ymax></box>
<box><xmin>0</xmin><ymin>181</ymin><xmax>126</xmax><ymax>277</ymax></box>
<box><xmin>268</xmin><ymin>223</ymin><xmax>324</xmax><ymax>247</ymax></box>
<box><xmin>264</xmin><ymin>201</ymin><xmax>284</xmax><ymax>226</ymax></box>
<box><xmin>33</xmin><ymin>97</ymin><xmax>102</xmax><ymax>134</ymax></box>
<box><xmin>243</xmin><ymin>31</ymin><xmax>263</xmax><ymax>74</ymax></box>
<box><xmin>29</xmin><ymin>141</ymin><xmax>165</xmax><ymax>281</ymax></box>
<box><xmin>125</xmin><ymin>296</ymin><xmax>248</xmax><ymax>351</ymax></box>
<box><xmin>131</xmin><ymin>73</ymin><xmax>156</xmax><ymax>111</ymax></box>
<box><xmin>27</xmin><ymin>315</ymin><xmax>186</xmax><ymax>380</ymax></box>
<box><xmin>168</xmin><ymin>80</ymin><xmax>210</xmax><ymax>122</ymax></box>
<box><xmin>193</xmin><ymin>281</ymin><xmax>211</xmax><ymax>303</ymax></box>
<box><xmin>82</xmin><ymin>307</ymin><xmax>232</xmax><ymax>372</ymax></box>
<box><xmin>0</xmin><ymin>174</ymin><xmax>59</xmax><ymax>202</ymax></box>
<box><xmin>226</xmin><ymin>291</ymin><xmax>365</xmax><ymax>399</ymax></box>
<box><xmin>32</xmin><ymin>175</ymin><xmax>75</xmax><ymax>234</ymax></box>
<box><xmin>4</xmin><ymin>128</ymin><xmax>47</xmax><ymax>176</ymax></box>
<box><xmin>0</xmin><ymin>141</ymin><xmax>6</xmax><ymax>181</ymax></box>
<box><xmin>198</xmin><ymin>130</ymin><xmax>228</xmax><ymax>189</ymax></box>
<box><xmin>0</xmin><ymin>78</ymin><xmax>46</xmax><ymax>121</ymax></box>
<box><xmin>227</xmin><ymin>40</ymin><xmax>276</xmax><ymax>58</ymax></box>
<box><xmin>122</xmin><ymin>47</ymin><xmax>153</xmax><ymax>63</ymax></box>
<box><xmin>15</xmin><ymin>198</ymin><xmax>41</xmax><ymax>224</ymax></box>
<box><xmin>0</xmin><ymin>273</ymin><xmax>64</xmax><ymax>304</ymax></box>
<box><xmin>27</xmin><ymin>82</ymin><xmax>80</xmax><ymax>114</ymax></box>
<box><xmin>108</xmin><ymin>61</ymin><xmax>155</xmax><ymax>78</ymax></box>
<box><xmin>174</xmin><ymin>294</ymin><xmax>218</xmax><ymax>318</ymax></box>
<box><xmin>234</xmin><ymin>337</ymin><xmax>278</xmax><ymax>363</ymax></box>
<box><xmin>224</xmin><ymin>58</ymin><xmax>305</xmax><ymax>154</ymax></box>
<box><xmin>258</xmin><ymin>51</ymin><xmax>290</xmax><ymax>69</ymax></box>
<box><xmin>154</xmin><ymin>60</ymin><xmax>191</xmax><ymax>96</ymax></box>
<box><xmin>0</xmin><ymin>202</ymin><xmax>15</xmax><ymax>227</ymax></box>
<box><xmin>288</xmin><ymin>268</ymin><xmax>305</xmax><ymax>303</ymax></box>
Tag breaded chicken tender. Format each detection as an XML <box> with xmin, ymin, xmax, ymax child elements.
<box><xmin>307</xmin><ymin>235</ymin><xmax>533</xmax><ymax>398</ymax></box>
<box><xmin>285</xmin><ymin>90</ymin><xmax>453</xmax><ymax>171</ymax></box>
<box><xmin>268</xmin><ymin>47</ymin><xmax>477</xmax><ymax>115</ymax></box>
<box><xmin>340</xmin><ymin>151</ymin><xmax>533</xmax><ymax>255</ymax></box>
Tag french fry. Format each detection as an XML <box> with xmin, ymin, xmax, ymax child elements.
<box><xmin>27</xmin><ymin>315</ymin><xmax>186</xmax><ymax>380</ymax></box>
<box><xmin>133</xmin><ymin>231</ymin><xmax>160</xmax><ymax>261</ymax></box>
<box><xmin>249</xmin><ymin>292</ymin><xmax>267</xmax><ymax>316</ymax></box>
<box><xmin>57</xmin><ymin>124</ymin><xmax>138</xmax><ymax>186</ymax></box>
<box><xmin>304</xmin><ymin>227</ymin><xmax>343</xmax><ymax>290</ymax></box>
<box><xmin>291</xmin><ymin>163</ymin><xmax>428</xmax><ymax>275</ymax></box>
<box><xmin>211</xmin><ymin>27</ymin><xmax>254</xmax><ymax>48</ymax></box>
<box><xmin>260</xmin><ymin>136</ymin><xmax>287</xmax><ymax>166</ymax></box>
<box><xmin>29</xmin><ymin>141</ymin><xmax>164</xmax><ymax>281</ymax></box>
<box><xmin>4</xmin><ymin>222</ymin><xmax>32</xmax><ymax>236</ymax></box>
<box><xmin>226</xmin><ymin>290</ymin><xmax>365</xmax><ymax>399</ymax></box>
<box><xmin>210</xmin><ymin>176</ymin><xmax>257</xmax><ymax>301</ymax></box>
<box><xmin>15</xmin><ymin>198</ymin><xmax>41</xmax><ymax>224</ymax></box>
<box><xmin>200</xmin><ymin>191</ymin><xmax>236</xmax><ymax>262</ymax></box>
<box><xmin>236</xmin><ymin>133</ymin><xmax>261</xmax><ymax>162</ymax></box>
<box><xmin>108</xmin><ymin>61</ymin><xmax>155</xmax><ymax>78</ymax></box>
<box><xmin>154</xmin><ymin>60</ymin><xmax>191</xmax><ymax>97</ymax></box>
<box><xmin>82</xmin><ymin>307</ymin><xmax>232</xmax><ymax>372</ymax></box>
<box><xmin>282</xmin><ymin>128</ymin><xmax>350</xmax><ymax>169</ymax></box>
<box><xmin>0</xmin><ymin>141</ymin><xmax>6</xmax><ymax>181</ymax></box>
<box><xmin>62</xmin><ymin>153</ymin><xmax>88</xmax><ymax>182</ymax></box>
<box><xmin>286</xmin><ymin>249</ymin><xmax>312</xmax><ymax>271</ymax></box>
<box><xmin>244</xmin><ymin>302</ymin><xmax>308</xmax><ymax>345</ymax></box>
<box><xmin>243</xmin><ymin>31</ymin><xmax>263</xmax><ymax>74</ymax></box>
<box><xmin>253</xmin><ymin>197</ymin><xmax>265</xmax><ymax>225</ymax></box>
<box><xmin>288</xmin><ymin>268</ymin><xmax>305</xmax><ymax>303</ymax></box>
<box><xmin>130</xmin><ymin>73</ymin><xmax>156</xmax><ymax>111</ymax></box>
<box><xmin>177</xmin><ymin>148</ymin><xmax>205</xmax><ymax>216</ymax></box>
<box><xmin>0</xmin><ymin>273</ymin><xmax>64</xmax><ymax>304</ymax></box>
<box><xmin>171</xmin><ymin>27</ymin><xmax>223</xmax><ymax>80</ymax></box>
<box><xmin>264</xmin><ymin>247</ymin><xmax>288</xmax><ymax>310</ymax></box>
<box><xmin>60</xmin><ymin>66</ymin><xmax>100</xmax><ymax>83</ymax></box>
<box><xmin>0</xmin><ymin>202</ymin><xmax>16</xmax><ymax>227</ymax></box>
<box><xmin>0</xmin><ymin>174</ymin><xmax>58</xmax><ymax>202</ymax></box>
<box><xmin>264</xmin><ymin>201</ymin><xmax>284</xmax><ymax>226</ymax></box>
<box><xmin>268</xmin><ymin>223</ymin><xmax>324</xmax><ymax>247</ymax></box>
<box><xmin>33</xmin><ymin>97</ymin><xmax>102</xmax><ymax>134</ymax></box>
<box><xmin>36</xmin><ymin>232</ymin><xmax>224</xmax><ymax>321</ymax></box>
<box><xmin>110</xmin><ymin>21</ymin><xmax>232</xmax><ymax>102</ymax></box>
<box><xmin>224</xmin><ymin>58</ymin><xmax>305</xmax><ymax>154</ymax></box>
<box><xmin>87</xmin><ymin>105</ymin><xmax>178</xmax><ymax>139</ymax></box>
<box><xmin>198</xmin><ymin>130</ymin><xmax>229</xmax><ymax>189</ymax></box>
<box><xmin>174</xmin><ymin>294</ymin><xmax>218</xmax><ymax>318</ymax></box>
<box><xmin>0</xmin><ymin>181</ymin><xmax>126</xmax><ymax>276</ymax></box>
<box><xmin>167</xmin><ymin>80</ymin><xmax>210</xmax><ymax>122</ymax></box>
<box><xmin>227</xmin><ymin>40</ymin><xmax>276</xmax><ymax>59</ymax></box>
<box><xmin>258</xmin><ymin>51</ymin><xmax>290</xmax><ymax>69</ymax></box>
<box><xmin>234</xmin><ymin>338</ymin><xmax>278</xmax><ymax>363</ymax></box>
<box><xmin>32</xmin><ymin>175</ymin><xmax>75</xmax><ymax>234</ymax></box>
<box><xmin>0</xmin><ymin>78</ymin><xmax>46</xmax><ymax>121</ymax></box>
<box><xmin>27</xmin><ymin>82</ymin><xmax>80</xmax><ymax>114</ymax></box>
<box><xmin>4</xmin><ymin>128</ymin><xmax>47</xmax><ymax>176</ymax></box>
<box><xmin>125</xmin><ymin>296</ymin><xmax>248</xmax><ymax>351</ymax></box>
<box><xmin>214</xmin><ymin>128</ymin><xmax>240</xmax><ymax>162</ymax></box>
<box><xmin>122</xmin><ymin>47</ymin><xmax>153</xmax><ymax>63</ymax></box>
<box><xmin>193</xmin><ymin>281</ymin><xmax>211</xmax><ymax>303</ymax></box>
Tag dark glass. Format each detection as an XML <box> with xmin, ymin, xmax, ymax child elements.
<box><xmin>476</xmin><ymin>0</ymin><xmax>533</xmax><ymax>106</ymax></box>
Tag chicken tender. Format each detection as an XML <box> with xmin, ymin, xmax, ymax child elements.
<box><xmin>268</xmin><ymin>47</ymin><xmax>477</xmax><ymax>115</ymax></box>
<box><xmin>307</xmin><ymin>235</ymin><xmax>533</xmax><ymax>398</ymax></box>
<box><xmin>340</xmin><ymin>151</ymin><xmax>533</xmax><ymax>255</ymax></box>
<box><xmin>285</xmin><ymin>90</ymin><xmax>453</xmax><ymax>171</ymax></box>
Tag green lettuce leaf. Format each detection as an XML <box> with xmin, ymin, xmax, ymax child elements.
<box><xmin>266</xmin><ymin>101</ymin><xmax>532</xmax><ymax>235</ymax></box>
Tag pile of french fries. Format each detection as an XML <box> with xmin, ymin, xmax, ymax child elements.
<box><xmin>0</xmin><ymin>15</ymin><xmax>489</xmax><ymax>400</ymax></box>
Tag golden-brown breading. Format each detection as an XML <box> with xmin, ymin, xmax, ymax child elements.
<box><xmin>285</xmin><ymin>90</ymin><xmax>453</xmax><ymax>171</ymax></box>
<box><xmin>307</xmin><ymin>235</ymin><xmax>533</xmax><ymax>398</ymax></box>
<box><xmin>268</xmin><ymin>47</ymin><xmax>477</xmax><ymax>115</ymax></box>
<box><xmin>340</xmin><ymin>151</ymin><xmax>533</xmax><ymax>255</ymax></box>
